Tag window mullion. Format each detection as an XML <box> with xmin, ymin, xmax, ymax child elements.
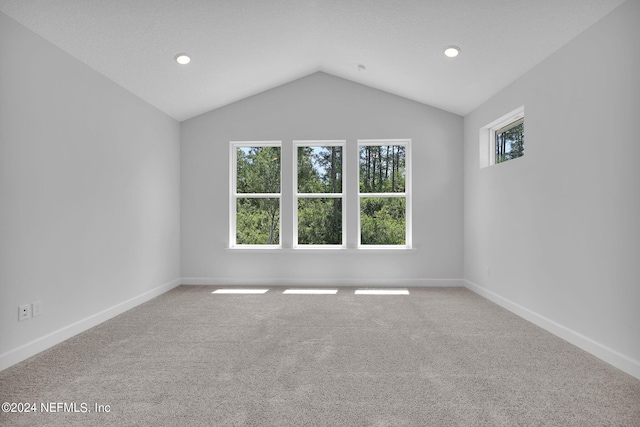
<box><xmin>297</xmin><ymin>193</ymin><xmax>343</xmax><ymax>198</ymax></box>
<box><xmin>359</xmin><ymin>192</ymin><xmax>406</xmax><ymax>198</ymax></box>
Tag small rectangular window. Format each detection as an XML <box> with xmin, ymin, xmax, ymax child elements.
<box><xmin>294</xmin><ymin>141</ymin><xmax>345</xmax><ymax>247</ymax></box>
<box><xmin>495</xmin><ymin>118</ymin><xmax>524</xmax><ymax>164</ymax></box>
<box><xmin>479</xmin><ymin>106</ymin><xmax>525</xmax><ymax>168</ymax></box>
<box><xmin>358</xmin><ymin>140</ymin><xmax>411</xmax><ymax>247</ymax></box>
<box><xmin>230</xmin><ymin>142</ymin><xmax>281</xmax><ymax>247</ymax></box>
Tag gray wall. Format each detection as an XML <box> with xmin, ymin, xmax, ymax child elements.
<box><xmin>0</xmin><ymin>12</ymin><xmax>181</xmax><ymax>369</ymax></box>
<box><xmin>181</xmin><ymin>72</ymin><xmax>463</xmax><ymax>285</ymax></box>
<box><xmin>463</xmin><ymin>0</ymin><xmax>640</xmax><ymax>377</ymax></box>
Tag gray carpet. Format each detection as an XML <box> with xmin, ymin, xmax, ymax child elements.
<box><xmin>1</xmin><ymin>286</ymin><xmax>639</xmax><ymax>426</ymax></box>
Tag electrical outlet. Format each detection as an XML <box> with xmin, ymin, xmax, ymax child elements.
<box><xmin>32</xmin><ymin>301</ymin><xmax>42</xmax><ymax>317</ymax></box>
<box><xmin>19</xmin><ymin>304</ymin><xmax>31</xmax><ymax>321</ymax></box>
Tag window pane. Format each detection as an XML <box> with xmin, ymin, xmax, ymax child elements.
<box><xmin>359</xmin><ymin>145</ymin><xmax>405</xmax><ymax>193</ymax></box>
<box><xmin>298</xmin><ymin>198</ymin><xmax>342</xmax><ymax>245</ymax></box>
<box><xmin>297</xmin><ymin>146</ymin><xmax>342</xmax><ymax>193</ymax></box>
<box><xmin>496</xmin><ymin>121</ymin><xmax>524</xmax><ymax>163</ymax></box>
<box><xmin>360</xmin><ymin>197</ymin><xmax>406</xmax><ymax>245</ymax></box>
<box><xmin>236</xmin><ymin>198</ymin><xmax>280</xmax><ymax>244</ymax></box>
<box><xmin>237</xmin><ymin>146</ymin><xmax>281</xmax><ymax>193</ymax></box>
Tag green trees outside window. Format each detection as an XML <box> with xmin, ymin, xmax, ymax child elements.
<box><xmin>297</xmin><ymin>146</ymin><xmax>342</xmax><ymax>193</ymax></box>
<box><xmin>360</xmin><ymin>198</ymin><xmax>406</xmax><ymax>245</ymax></box>
<box><xmin>496</xmin><ymin>119</ymin><xmax>524</xmax><ymax>164</ymax></box>
<box><xmin>298</xmin><ymin>198</ymin><xmax>342</xmax><ymax>244</ymax></box>
<box><xmin>232</xmin><ymin>141</ymin><xmax>410</xmax><ymax>248</ymax></box>
<box><xmin>297</xmin><ymin>145</ymin><xmax>343</xmax><ymax>245</ymax></box>
<box><xmin>236</xmin><ymin>198</ymin><xmax>280</xmax><ymax>245</ymax></box>
<box><xmin>359</xmin><ymin>144</ymin><xmax>407</xmax><ymax>245</ymax></box>
<box><xmin>359</xmin><ymin>145</ymin><xmax>405</xmax><ymax>193</ymax></box>
<box><xmin>235</xmin><ymin>146</ymin><xmax>280</xmax><ymax>245</ymax></box>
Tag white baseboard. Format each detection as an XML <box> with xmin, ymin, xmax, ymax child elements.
<box><xmin>464</xmin><ymin>279</ymin><xmax>640</xmax><ymax>380</ymax></box>
<box><xmin>0</xmin><ymin>278</ymin><xmax>181</xmax><ymax>372</ymax></box>
<box><xmin>181</xmin><ymin>277</ymin><xmax>466</xmax><ymax>287</ymax></box>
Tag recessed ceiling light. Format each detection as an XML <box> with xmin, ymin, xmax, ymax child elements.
<box><xmin>175</xmin><ymin>53</ymin><xmax>191</xmax><ymax>65</ymax></box>
<box><xmin>444</xmin><ymin>46</ymin><xmax>461</xmax><ymax>58</ymax></box>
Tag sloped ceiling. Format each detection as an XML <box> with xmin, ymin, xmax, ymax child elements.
<box><xmin>0</xmin><ymin>0</ymin><xmax>627</xmax><ymax>121</ymax></box>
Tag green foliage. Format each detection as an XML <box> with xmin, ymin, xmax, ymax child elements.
<box><xmin>237</xmin><ymin>146</ymin><xmax>281</xmax><ymax>193</ymax></box>
<box><xmin>359</xmin><ymin>145</ymin><xmax>407</xmax><ymax>245</ymax></box>
<box><xmin>236</xmin><ymin>198</ymin><xmax>280</xmax><ymax>244</ymax></box>
<box><xmin>298</xmin><ymin>146</ymin><xmax>342</xmax><ymax>193</ymax></box>
<box><xmin>496</xmin><ymin>122</ymin><xmax>524</xmax><ymax>164</ymax></box>
<box><xmin>360</xmin><ymin>198</ymin><xmax>406</xmax><ymax>245</ymax></box>
<box><xmin>296</xmin><ymin>146</ymin><xmax>343</xmax><ymax>245</ymax></box>
<box><xmin>234</xmin><ymin>144</ymin><xmax>407</xmax><ymax>246</ymax></box>
<box><xmin>236</xmin><ymin>146</ymin><xmax>281</xmax><ymax>245</ymax></box>
<box><xmin>298</xmin><ymin>198</ymin><xmax>342</xmax><ymax>245</ymax></box>
<box><xmin>359</xmin><ymin>145</ymin><xmax>405</xmax><ymax>193</ymax></box>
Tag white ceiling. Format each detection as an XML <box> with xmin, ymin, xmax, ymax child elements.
<box><xmin>0</xmin><ymin>0</ymin><xmax>626</xmax><ymax>122</ymax></box>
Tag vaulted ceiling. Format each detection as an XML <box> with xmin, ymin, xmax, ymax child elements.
<box><xmin>0</xmin><ymin>0</ymin><xmax>626</xmax><ymax>121</ymax></box>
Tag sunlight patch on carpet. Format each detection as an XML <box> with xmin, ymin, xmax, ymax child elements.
<box><xmin>212</xmin><ymin>289</ymin><xmax>269</xmax><ymax>294</ymax></box>
<box><xmin>355</xmin><ymin>289</ymin><xmax>409</xmax><ymax>295</ymax></box>
<box><xmin>283</xmin><ymin>289</ymin><xmax>338</xmax><ymax>294</ymax></box>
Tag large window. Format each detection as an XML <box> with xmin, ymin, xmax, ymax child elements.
<box><xmin>294</xmin><ymin>141</ymin><xmax>345</xmax><ymax>247</ymax></box>
<box><xmin>230</xmin><ymin>141</ymin><xmax>281</xmax><ymax>247</ymax></box>
<box><xmin>230</xmin><ymin>139</ymin><xmax>411</xmax><ymax>250</ymax></box>
<box><xmin>358</xmin><ymin>140</ymin><xmax>411</xmax><ymax>247</ymax></box>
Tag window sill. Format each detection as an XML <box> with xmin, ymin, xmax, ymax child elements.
<box><xmin>226</xmin><ymin>247</ymin><xmax>417</xmax><ymax>254</ymax></box>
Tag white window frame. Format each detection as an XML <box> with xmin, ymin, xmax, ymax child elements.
<box><xmin>293</xmin><ymin>140</ymin><xmax>346</xmax><ymax>249</ymax></box>
<box><xmin>229</xmin><ymin>141</ymin><xmax>282</xmax><ymax>248</ymax></box>
<box><xmin>480</xmin><ymin>106</ymin><xmax>525</xmax><ymax>168</ymax></box>
<box><xmin>357</xmin><ymin>139</ymin><xmax>412</xmax><ymax>249</ymax></box>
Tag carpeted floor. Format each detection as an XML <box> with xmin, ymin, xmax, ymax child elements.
<box><xmin>1</xmin><ymin>286</ymin><xmax>639</xmax><ymax>426</ymax></box>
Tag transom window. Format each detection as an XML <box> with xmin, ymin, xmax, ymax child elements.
<box><xmin>495</xmin><ymin>117</ymin><xmax>524</xmax><ymax>164</ymax></box>
<box><xmin>479</xmin><ymin>105</ymin><xmax>525</xmax><ymax>168</ymax></box>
